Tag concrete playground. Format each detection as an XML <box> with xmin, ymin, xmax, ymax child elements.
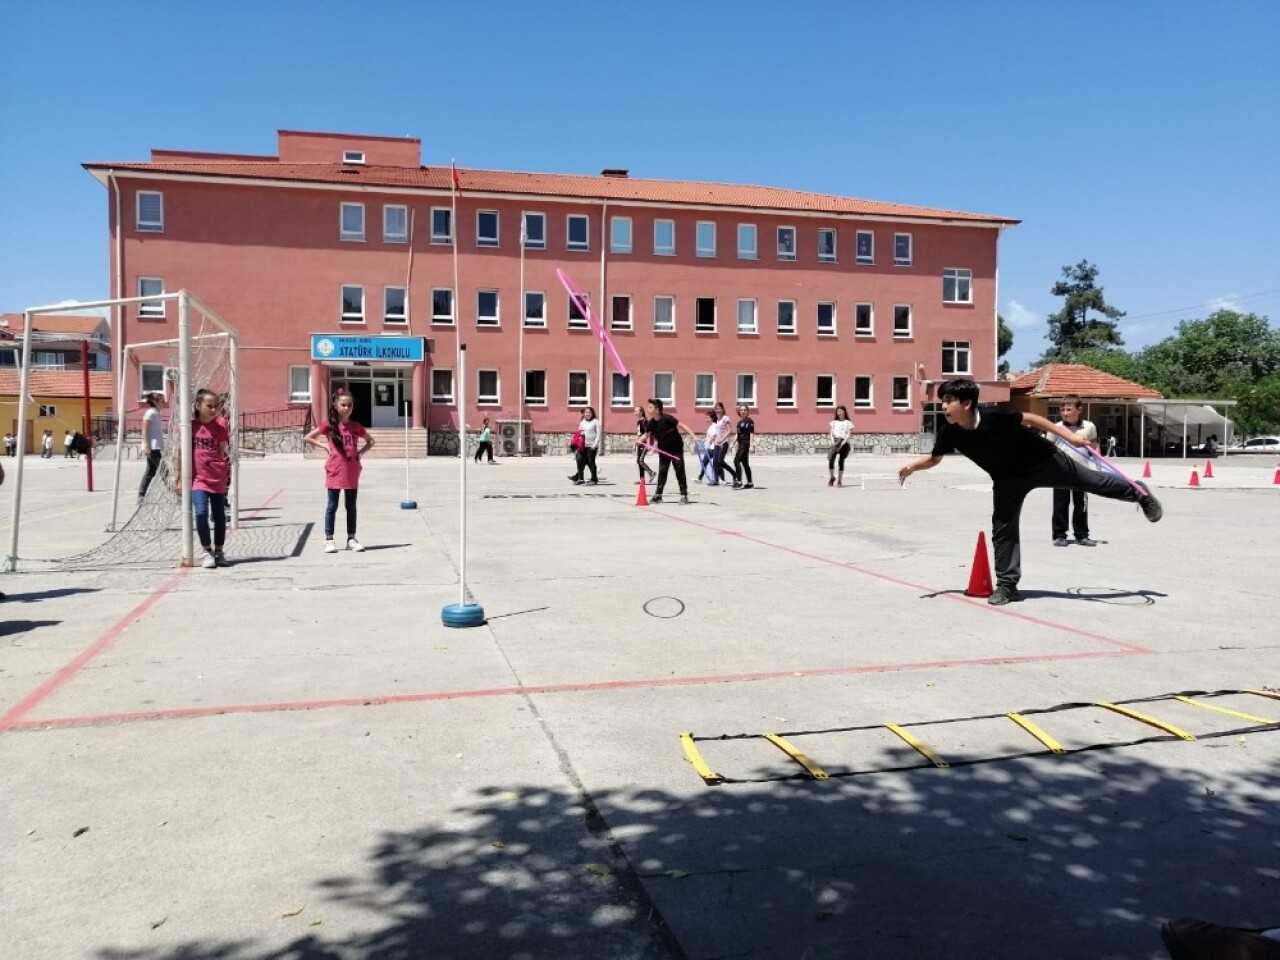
<box><xmin>2</xmin><ymin>449</ymin><xmax>1278</xmax><ymax>960</ymax></box>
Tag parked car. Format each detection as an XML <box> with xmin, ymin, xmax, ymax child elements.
<box><xmin>1229</xmin><ymin>436</ymin><xmax>1280</xmax><ymax>455</ymax></box>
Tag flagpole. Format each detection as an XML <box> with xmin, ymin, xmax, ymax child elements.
<box><xmin>450</xmin><ymin>159</ymin><xmax>462</xmax><ymax>460</ymax></box>
<box><xmin>518</xmin><ymin>217</ymin><xmax>526</xmax><ymax>456</ymax></box>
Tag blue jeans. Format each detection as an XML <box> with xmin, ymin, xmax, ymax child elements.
<box><xmin>325</xmin><ymin>488</ymin><xmax>358</xmax><ymax>539</ymax></box>
<box><xmin>191</xmin><ymin>489</ymin><xmax>227</xmax><ymax>550</ymax></box>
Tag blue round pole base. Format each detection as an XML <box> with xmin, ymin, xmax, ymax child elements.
<box><xmin>399</xmin><ymin>500</ymin><xmax>419</xmax><ymax>510</ymax></box>
<box><xmin>441</xmin><ymin>602</ymin><xmax>486</xmax><ymax>628</ymax></box>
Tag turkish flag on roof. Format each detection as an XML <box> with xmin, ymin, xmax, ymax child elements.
<box><xmin>451</xmin><ymin>161</ymin><xmax>462</xmax><ymax>193</ymax></box>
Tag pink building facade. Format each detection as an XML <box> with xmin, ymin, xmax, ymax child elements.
<box><xmin>86</xmin><ymin>130</ymin><xmax>1016</xmax><ymax>453</ymax></box>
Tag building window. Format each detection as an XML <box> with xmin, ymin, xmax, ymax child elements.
<box><xmin>140</xmin><ymin>363</ymin><xmax>165</xmax><ymax>398</ymax></box>
<box><xmin>341</xmin><ymin>285</ymin><xmax>365</xmax><ymax>323</ymax></box>
<box><xmin>524</xmin><ymin>370</ymin><xmax>547</xmax><ymax>405</ymax></box>
<box><xmin>342</xmin><ymin>150</ymin><xmax>365</xmax><ymax>164</ymax></box>
<box><xmin>611</xmin><ymin>372</ymin><xmax>632</xmax><ymax>407</ymax></box>
<box><xmin>652</xmin><ymin>372</ymin><xmax>674</xmax><ymax>405</ymax></box>
<box><xmin>523</xmin><ymin>212</ymin><xmax>545</xmax><ymax>249</ymax></box>
<box><xmin>777</xmin><ymin>226</ymin><xmax>796</xmax><ymax>260</ymax></box>
<box><xmin>943</xmin><ymin>268</ymin><xmax>973</xmax><ymax>304</ymax></box>
<box><xmin>895</xmin><ymin>233</ymin><xmax>913</xmax><ymax>266</ymax></box>
<box><xmin>694</xmin><ymin>373</ymin><xmax>715</xmax><ymax>408</ymax></box>
<box><xmin>568</xmin><ymin>292</ymin><xmax>589</xmax><ymax>329</ymax></box>
<box><xmin>39</xmin><ymin>403</ymin><xmax>58</xmax><ymax>417</ymax></box>
<box><xmin>566</xmin><ymin>214</ymin><xmax>589</xmax><ymax>251</ymax></box>
<box><xmin>815</xmin><ymin>375</ymin><xmax>835</xmax><ymax>408</ymax></box>
<box><xmin>654</xmin><ymin>219</ymin><xmax>675</xmax><ymax>256</ymax></box>
<box><xmin>611</xmin><ymin>216</ymin><xmax>632</xmax><ymax>254</ymax></box>
<box><xmin>817</xmin><ymin>301</ymin><xmax>836</xmax><ymax>336</ymax></box>
<box><xmin>893</xmin><ymin>304</ymin><xmax>912</xmax><ymax>338</ymax></box>
<box><xmin>340</xmin><ymin>203</ymin><xmax>365</xmax><ymax>241</ymax></box>
<box><xmin>35</xmin><ymin>352</ymin><xmax>64</xmax><ymax>370</ymax></box>
<box><xmin>777</xmin><ymin>300</ymin><xmax>796</xmax><ymax>335</ymax></box>
<box><xmin>477</xmin><ymin>289</ymin><xmax>500</xmax><ymax>327</ymax></box>
<box><xmin>942</xmin><ymin>340</ymin><xmax>972</xmax><ymax>375</ymax></box>
<box><xmin>383</xmin><ymin>205</ymin><xmax>408</xmax><ymax>243</ymax></box>
<box><xmin>477</xmin><ymin>210</ymin><xmax>500</xmax><ymax>247</ymax></box>
<box><xmin>695</xmin><ymin>297</ymin><xmax>716</xmax><ymax>334</ymax></box>
<box><xmin>855</xmin><ymin>376</ymin><xmax>875</xmax><ymax>409</ymax></box>
<box><xmin>737</xmin><ymin>299</ymin><xmax>758</xmax><ymax>334</ymax></box>
<box><xmin>431</xmin><ymin>288</ymin><xmax>454</xmax><ymax>325</ymax></box>
<box><xmin>611</xmin><ymin>295</ymin><xmax>632</xmax><ymax>331</ymax></box>
<box><xmin>289</xmin><ymin>366</ymin><xmax>311</xmax><ymax>403</ymax></box>
<box><xmin>568</xmin><ymin>371</ymin><xmax>590</xmax><ymax>406</ymax></box>
<box><xmin>855</xmin><ymin>303</ymin><xmax>874</xmax><ymax>336</ymax></box>
<box><xmin>817</xmin><ymin>228</ymin><xmax>836</xmax><ymax>263</ymax></box>
<box><xmin>137</xmin><ymin>191</ymin><xmax>163</xmax><ymax>232</ymax></box>
<box><xmin>431</xmin><ymin>369</ymin><xmax>455</xmax><ymax>404</ymax></box>
<box><xmin>524</xmin><ymin>291</ymin><xmax>546</xmax><ymax>328</ymax></box>
<box><xmin>431</xmin><ymin>207</ymin><xmax>452</xmax><ymax>244</ymax></box>
<box><xmin>737</xmin><ymin>224</ymin><xmax>757</xmax><ymax>259</ymax></box>
<box><xmin>856</xmin><ymin>230</ymin><xmax>874</xmax><ymax>264</ymax></box>
<box><xmin>921</xmin><ymin>402</ymin><xmax>944</xmax><ymax>437</ymax></box>
<box><xmin>736</xmin><ymin>373</ymin><xmax>757</xmax><ymax>406</ymax></box>
<box><xmin>776</xmin><ymin>374</ymin><xmax>796</xmax><ymax>408</ymax></box>
<box><xmin>654</xmin><ymin>296</ymin><xmax>675</xmax><ymax>333</ymax></box>
<box><xmin>138</xmin><ymin>277</ymin><xmax>165</xmax><ymax>318</ymax></box>
<box><xmin>384</xmin><ymin>286</ymin><xmax>408</xmax><ymax>324</ymax></box>
<box><xmin>477</xmin><ymin>369</ymin><xmax>500</xmax><ymax>406</ymax></box>
<box><xmin>893</xmin><ymin>376</ymin><xmax>911</xmax><ymax>410</ymax></box>
<box><xmin>696</xmin><ymin>221</ymin><xmax>716</xmax><ymax>257</ymax></box>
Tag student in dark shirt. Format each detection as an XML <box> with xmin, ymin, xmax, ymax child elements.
<box><xmin>898</xmin><ymin>378</ymin><xmax>1163</xmax><ymax>605</ymax></box>
<box><xmin>732</xmin><ymin>404</ymin><xmax>755</xmax><ymax>489</ymax></box>
<box><xmin>641</xmin><ymin>398</ymin><xmax>695</xmax><ymax>504</ymax></box>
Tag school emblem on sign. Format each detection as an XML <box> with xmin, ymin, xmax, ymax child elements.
<box><xmin>315</xmin><ymin>338</ymin><xmax>336</xmax><ymax>357</ymax></box>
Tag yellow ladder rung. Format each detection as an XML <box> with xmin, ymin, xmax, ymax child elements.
<box><xmin>679</xmin><ymin>733</ymin><xmax>723</xmax><ymax>785</ymax></box>
<box><xmin>885</xmin><ymin>723</ymin><xmax>949</xmax><ymax>768</ymax></box>
<box><xmin>763</xmin><ymin>733</ymin><xmax>828</xmax><ymax>780</ymax></box>
<box><xmin>1245</xmin><ymin>689</ymin><xmax>1280</xmax><ymax>703</ymax></box>
<box><xmin>1096</xmin><ymin>702</ymin><xmax>1196</xmax><ymax>741</ymax></box>
<box><xmin>1174</xmin><ymin>696</ymin><xmax>1275</xmax><ymax>725</ymax></box>
<box><xmin>1007</xmin><ymin>712</ymin><xmax>1067</xmax><ymax>754</ymax></box>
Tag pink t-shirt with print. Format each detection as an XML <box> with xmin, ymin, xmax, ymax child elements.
<box><xmin>321</xmin><ymin>420</ymin><xmax>367</xmax><ymax>490</ymax></box>
<box><xmin>192</xmin><ymin>418</ymin><xmax>230</xmax><ymax>494</ymax></box>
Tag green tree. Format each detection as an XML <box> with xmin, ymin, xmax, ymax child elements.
<box><xmin>997</xmin><ymin>314</ymin><xmax>1013</xmax><ymax>376</ymax></box>
<box><xmin>1225</xmin><ymin>373</ymin><xmax>1280</xmax><ymax>434</ymax></box>
<box><xmin>1038</xmin><ymin>260</ymin><xmax>1125</xmax><ymax>363</ymax></box>
<box><xmin>1131</xmin><ymin>310</ymin><xmax>1280</xmax><ymax>398</ymax></box>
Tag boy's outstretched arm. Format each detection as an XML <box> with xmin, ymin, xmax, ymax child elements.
<box><xmin>898</xmin><ymin>454</ymin><xmax>941</xmax><ymax>484</ymax></box>
<box><xmin>1023</xmin><ymin>412</ymin><xmax>1087</xmax><ymax>447</ymax></box>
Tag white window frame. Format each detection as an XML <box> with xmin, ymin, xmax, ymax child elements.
<box><xmin>477</xmin><ymin>289</ymin><xmax>500</xmax><ymax>327</ymax></box>
<box><xmin>652</xmin><ymin>372</ymin><xmax>675</xmax><ymax>406</ymax></box>
<box><xmin>943</xmin><ymin>268</ymin><xmax>973</xmax><ymax>304</ymax></box>
<box><xmin>138</xmin><ymin>277</ymin><xmax>165</xmax><ymax>318</ymax></box>
<box><xmin>341</xmin><ymin>284</ymin><xmax>365</xmax><ymax>323</ymax></box>
<box><xmin>383</xmin><ymin>204</ymin><xmax>409</xmax><ymax>243</ymax></box>
<box><xmin>942</xmin><ymin>340</ymin><xmax>972</xmax><ymax>375</ymax></box>
<box><xmin>566</xmin><ymin>214</ymin><xmax>590</xmax><ymax>251</ymax></box>
<box><xmin>431</xmin><ymin>287</ymin><xmax>455</xmax><ymax>325</ymax></box>
<box><xmin>817</xmin><ymin>301</ymin><xmax>836</xmax><ymax>337</ymax></box>
<box><xmin>893</xmin><ymin>304</ymin><xmax>913</xmax><ymax>338</ymax></box>
<box><xmin>568</xmin><ymin>292</ymin><xmax>589</xmax><ymax>329</ymax></box>
<box><xmin>524</xmin><ymin>369</ymin><xmax>547</xmax><ymax>406</ymax></box>
<box><xmin>477</xmin><ymin>209</ymin><xmax>500</xmax><ymax>247</ymax></box>
<box><xmin>893</xmin><ymin>376</ymin><xmax>911</xmax><ymax>410</ymax></box>
<box><xmin>815</xmin><ymin>374</ymin><xmax>836</xmax><ymax>409</ymax></box>
<box><xmin>817</xmin><ymin>227</ymin><xmax>836</xmax><ymax>263</ymax></box>
<box><xmin>340</xmin><ymin>202</ymin><xmax>365</xmax><ymax>242</ymax></box>
<box><xmin>524</xmin><ymin>291</ymin><xmax>546</xmax><ymax>328</ymax></box>
<box><xmin>694</xmin><ymin>297</ymin><xmax>717</xmax><ymax>334</ymax></box>
<box><xmin>856</xmin><ymin>229</ymin><xmax>874</xmax><ymax>264</ymax></box>
<box><xmin>431</xmin><ymin>207</ymin><xmax>453</xmax><ymax>245</ymax></box>
<box><xmin>654</xmin><ymin>295</ymin><xmax>675</xmax><ymax>333</ymax></box>
<box><xmin>737</xmin><ymin>223</ymin><xmax>758</xmax><ymax>259</ymax></box>
<box><xmin>735</xmin><ymin>373</ymin><xmax>757</xmax><ymax>407</ymax></box>
<box><xmin>737</xmin><ymin>299</ymin><xmax>758</xmax><ymax>334</ymax></box>
<box><xmin>431</xmin><ymin>369</ymin><xmax>455</xmax><ymax>404</ymax></box>
<box><xmin>777</xmin><ymin>300</ymin><xmax>796</xmax><ymax>336</ymax></box>
<box><xmin>611</xmin><ymin>372</ymin><xmax>632</xmax><ymax>407</ymax></box>
<box><xmin>776</xmin><ymin>225</ymin><xmax>797</xmax><ymax>261</ymax></box>
<box><xmin>140</xmin><ymin>362</ymin><xmax>165</xmax><ymax>399</ymax></box>
<box><xmin>694</xmin><ymin>373</ymin><xmax>716</xmax><ymax>408</ymax></box>
<box><xmin>383</xmin><ymin>286</ymin><xmax>408</xmax><ymax>324</ymax></box>
<box><xmin>854</xmin><ymin>375</ymin><xmax>873</xmax><ymax>410</ymax></box>
<box><xmin>610</xmin><ymin>216</ymin><xmax>633</xmax><ymax>254</ymax></box>
<box><xmin>696</xmin><ymin>221</ymin><xmax>716</xmax><ymax>258</ymax></box>
<box><xmin>567</xmin><ymin>370</ymin><xmax>590</xmax><ymax>406</ymax></box>
<box><xmin>855</xmin><ymin>302</ymin><xmax>874</xmax><ymax>336</ymax></box>
<box><xmin>288</xmin><ymin>366</ymin><xmax>311</xmax><ymax>403</ymax></box>
<box><xmin>477</xmin><ymin>369</ymin><xmax>500</xmax><ymax>406</ymax></box>
<box><xmin>136</xmin><ymin>191</ymin><xmax>163</xmax><ymax>233</ymax></box>
<box><xmin>342</xmin><ymin>150</ymin><xmax>366</xmax><ymax>165</ymax></box>
<box><xmin>610</xmin><ymin>294</ymin><xmax>632</xmax><ymax>331</ymax></box>
<box><xmin>776</xmin><ymin>373</ymin><xmax>796</xmax><ymax>409</ymax></box>
<box><xmin>895</xmin><ymin>232</ymin><xmax>914</xmax><ymax>266</ymax></box>
<box><xmin>522</xmin><ymin>211</ymin><xmax>546</xmax><ymax>250</ymax></box>
<box><xmin>654</xmin><ymin>219</ymin><xmax>675</xmax><ymax>256</ymax></box>
<box><xmin>38</xmin><ymin>403</ymin><xmax>58</xmax><ymax>417</ymax></box>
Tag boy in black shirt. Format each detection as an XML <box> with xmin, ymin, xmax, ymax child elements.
<box><xmin>898</xmin><ymin>379</ymin><xmax>1162</xmax><ymax>605</ymax></box>
<box><xmin>642</xmin><ymin>399</ymin><xmax>695</xmax><ymax>504</ymax></box>
<box><xmin>732</xmin><ymin>404</ymin><xmax>755</xmax><ymax>489</ymax></box>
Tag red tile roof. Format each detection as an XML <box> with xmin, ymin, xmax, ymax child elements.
<box><xmin>0</xmin><ymin>369</ymin><xmax>114</xmax><ymax>399</ymax></box>
<box><xmin>83</xmin><ymin>161</ymin><xmax>1019</xmax><ymax>225</ymax></box>
<box><xmin>0</xmin><ymin>313</ymin><xmax>108</xmax><ymax>336</ymax></box>
<box><xmin>1008</xmin><ymin>364</ymin><xmax>1162</xmax><ymax>400</ymax></box>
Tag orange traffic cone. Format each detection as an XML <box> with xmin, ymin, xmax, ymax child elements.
<box><xmin>1203</xmin><ymin>459</ymin><xmax>1214</xmax><ymax>479</ymax></box>
<box><xmin>1142</xmin><ymin>460</ymin><xmax>1152</xmax><ymax>479</ymax></box>
<box><xmin>1273</xmin><ymin>465</ymin><xmax>1280</xmax><ymax>486</ymax></box>
<box><xmin>635</xmin><ymin>475</ymin><xmax>649</xmax><ymax>506</ymax></box>
<box><xmin>1189</xmin><ymin>469</ymin><xmax>1201</xmax><ymax>487</ymax></box>
<box><xmin>964</xmin><ymin>531</ymin><xmax>994</xmax><ymax>598</ymax></box>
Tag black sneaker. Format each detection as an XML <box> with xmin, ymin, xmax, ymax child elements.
<box><xmin>650</xmin><ymin>495</ymin><xmax>663</xmax><ymax>503</ymax></box>
<box><xmin>213</xmin><ymin>549</ymin><xmax>230</xmax><ymax>567</ymax></box>
<box><xmin>1053</xmin><ymin>537</ymin><xmax>1070</xmax><ymax>547</ymax></box>
<box><xmin>987</xmin><ymin>583</ymin><xmax>1022</xmax><ymax>606</ymax></box>
<box><xmin>1075</xmin><ymin>537</ymin><xmax>1097</xmax><ymax>547</ymax></box>
<box><xmin>679</xmin><ymin>495</ymin><xmax>690</xmax><ymax>505</ymax></box>
<box><xmin>743</xmin><ymin>483</ymin><xmax>754</xmax><ymax>489</ymax></box>
<box><xmin>1134</xmin><ymin>481</ymin><xmax>1163</xmax><ymax>522</ymax></box>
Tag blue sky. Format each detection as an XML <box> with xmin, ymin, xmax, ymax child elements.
<box><xmin>3</xmin><ymin>0</ymin><xmax>1277</xmax><ymax>369</ymax></box>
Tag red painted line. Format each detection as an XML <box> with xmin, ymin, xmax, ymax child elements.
<box><xmin>239</xmin><ymin>487</ymin><xmax>284</xmax><ymax>519</ymax></box>
<box><xmin>5</xmin><ymin>647</ymin><xmax>1133</xmax><ymax>733</ymax></box>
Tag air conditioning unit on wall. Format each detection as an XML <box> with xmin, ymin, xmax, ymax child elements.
<box><xmin>497</xmin><ymin>420</ymin><xmax>532</xmax><ymax>456</ymax></box>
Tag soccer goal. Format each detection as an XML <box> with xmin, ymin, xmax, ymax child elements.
<box><xmin>3</xmin><ymin>290</ymin><xmax>239</xmax><ymax>572</ymax></box>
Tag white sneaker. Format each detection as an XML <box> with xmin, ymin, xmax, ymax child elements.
<box><xmin>347</xmin><ymin>538</ymin><xmax>365</xmax><ymax>552</ymax></box>
<box><xmin>324</xmin><ymin>540</ymin><xmax>338</xmax><ymax>554</ymax></box>
<box><xmin>201</xmin><ymin>551</ymin><xmax>217</xmax><ymax>569</ymax></box>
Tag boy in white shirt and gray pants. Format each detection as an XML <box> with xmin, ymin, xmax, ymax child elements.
<box><xmin>1052</xmin><ymin>395</ymin><xmax>1099</xmax><ymax>546</ymax></box>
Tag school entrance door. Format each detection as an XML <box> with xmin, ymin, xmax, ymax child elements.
<box><xmin>329</xmin><ymin>368</ymin><xmax>411</xmax><ymax>428</ymax></box>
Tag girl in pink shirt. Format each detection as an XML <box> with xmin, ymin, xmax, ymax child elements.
<box><xmin>185</xmin><ymin>388</ymin><xmax>231</xmax><ymax>568</ymax></box>
<box><xmin>304</xmin><ymin>389</ymin><xmax>375</xmax><ymax>553</ymax></box>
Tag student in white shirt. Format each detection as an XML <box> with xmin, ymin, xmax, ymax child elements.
<box><xmin>138</xmin><ymin>393</ymin><xmax>166</xmax><ymax>501</ymax></box>
<box><xmin>1051</xmin><ymin>395</ymin><xmax>1100</xmax><ymax>546</ymax></box>
<box><xmin>827</xmin><ymin>406</ymin><xmax>854</xmax><ymax>487</ymax></box>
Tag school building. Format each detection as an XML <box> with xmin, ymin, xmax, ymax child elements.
<box><xmin>84</xmin><ymin>130</ymin><xmax>1017</xmax><ymax>454</ymax></box>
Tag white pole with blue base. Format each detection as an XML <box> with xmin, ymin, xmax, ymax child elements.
<box><xmin>399</xmin><ymin>399</ymin><xmax>417</xmax><ymax>510</ymax></box>
<box><xmin>441</xmin><ymin>343</ymin><xmax>485</xmax><ymax>628</ymax></box>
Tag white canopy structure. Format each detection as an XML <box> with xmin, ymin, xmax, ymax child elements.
<box><xmin>1136</xmin><ymin>399</ymin><xmax>1236</xmax><ymax>459</ymax></box>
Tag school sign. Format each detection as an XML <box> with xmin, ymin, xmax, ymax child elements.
<box><xmin>310</xmin><ymin>334</ymin><xmax>425</xmax><ymax>362</ymax></box>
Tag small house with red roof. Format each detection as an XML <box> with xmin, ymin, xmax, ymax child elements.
<box><xmin>1008</xmin><ymin>363</ymin><xmax>1164</xmax><ymax>457</ymax></box>
<box><xmin>0</xmin><ymin>369</ymin><xmax>114</xmax><ymax>455</ymax></box>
